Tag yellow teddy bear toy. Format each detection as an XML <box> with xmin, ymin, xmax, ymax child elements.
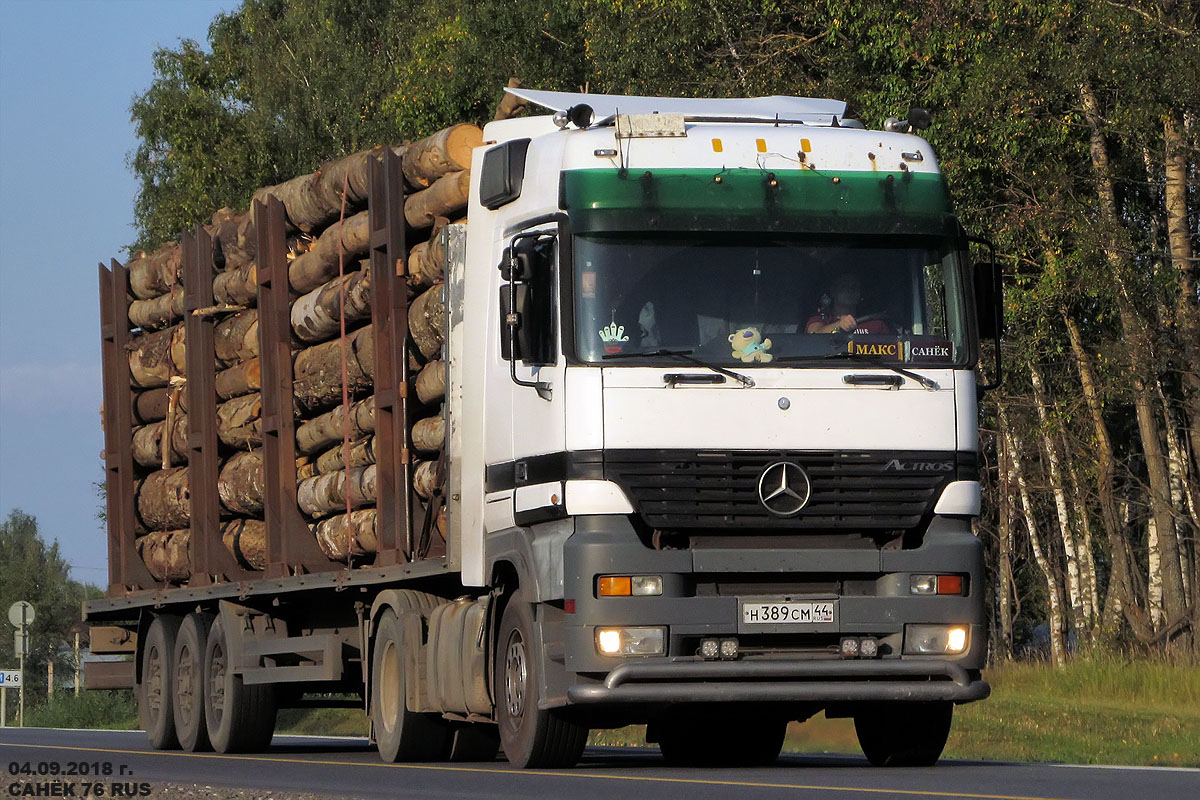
<box><xmin>728</xmin><ymin>327</ymin><xmax>773</xmax><ymax>363</ymax></box>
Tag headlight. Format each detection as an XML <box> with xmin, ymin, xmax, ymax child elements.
<box><xmin>594</xmin><ymin>626</ymin><xmax>666</xmax><ymax>656</ymax></box>
<box><xmin>904</xmin><ymin>624</ymin><xmax>969</xmax><ymax>654</ymax></box>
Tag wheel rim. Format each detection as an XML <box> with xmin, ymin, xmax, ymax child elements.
<box><xmin>379</xmin><ymin>640</ymin><xmax>400</xmax><ymax>733</ymax></box>
<box><xmin>208</xmin><ymin>639</ymin><xmax>226</xmax><ymax>729</ymax></box>
<box><xmin>146</xmin><ymin>644</ymin><xmax>163</xmax><ymax>717</ymax></box>
<box><xmin>176</xmin><ymin>642</ymin><xmax>194</xmax><ymax>721</ymax></box>
<box><xmin>504</xmin><ymin>629</ymin><xmax>527</xmax><ymax>720</ymax></box>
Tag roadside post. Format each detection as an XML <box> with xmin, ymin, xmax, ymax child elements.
<box><xmin>8</xmin><ymin>600</ymin><xmax>34</xmax><ymax>727</ymax></box>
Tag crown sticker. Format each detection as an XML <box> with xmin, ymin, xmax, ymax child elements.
<box><xmin>599</xmin><ymin>322</ymin><xmax>629</xmax><ymax>354</ymax></box>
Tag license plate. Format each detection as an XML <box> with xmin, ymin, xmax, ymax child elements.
<box><xmin>741</xmin><ymin>601</ymin><xmax>835</xmax><ymax>625</ymax></box>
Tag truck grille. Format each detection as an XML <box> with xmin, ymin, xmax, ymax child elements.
<box><xmin>604</xmin><ymin>450</ymin><xmax>956</xmax><ymax>531</ymax></box>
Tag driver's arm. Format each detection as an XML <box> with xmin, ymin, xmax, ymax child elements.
<box><xmin>807</xmin><ymin>315</ymin><xmax>856</xmax><ymax>334</ymax></box>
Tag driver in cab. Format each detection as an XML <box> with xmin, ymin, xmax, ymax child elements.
<box><xmin>805</xmin><ymin>272</ymin><xmax>891</xmax><ymax>335</ymax></box>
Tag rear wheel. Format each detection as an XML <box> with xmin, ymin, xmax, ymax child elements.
<box><xmin>140</xmin><ymin>615</ymin><xmax>182</xmax><ymax>750</ymax></box>
<box><xmin>654</xmin><ymin>713</ymin><xmax>786</xmax><ymax>767</ymax></box>
<box><xmin>854</xmin><ymin>702</ymin><xmax>952</xmax><ymax>767</ymax></box>
<box><xmin>172</xmin><ymin>612</ymin><xmax>213</xmax><ymax>752</ymax></box>
<box><xmin>203</xmin><ymin>615</ymin><xmax>277</xmax><ymax>753</ymax></box>
<box><xmin>371</xmin><ymin>608</ymin><xmax>449</xmax><ymax>761</ymax></box>
<box><xmin>495</xmin><ymin>591</ymin><xmax>588</xmax><ymax>768</ymax></box>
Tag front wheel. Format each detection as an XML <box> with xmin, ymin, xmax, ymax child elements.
<box><xmin>495</xmin><ymin>591</ymin><xmax>588</xmax><ymax>768</ymax></box>
<box><xmin>854</xmin><ymin>702</ymin><xmax>952</xmax><ymax>767</ymax></box>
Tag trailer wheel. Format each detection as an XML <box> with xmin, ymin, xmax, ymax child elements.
<box><xmin>371</xmin><ymin>608</ymin><xmax>448</xmax><ymax>761</ymax></box>
<box><xmin>654</xmin><ymin>714</ymin><xmax>785</xmax><ymax>767</ymax></box>
<box><xmin>854</xmin><ymin>702</ymin><xmax>952</xmax><ymax>766</ymax></box>
<box><xmin>139</xmin><ymin>614</ymin><xmax>182</xmax><ymax>750</ymax></box>
<box><xmin>203</xmin><ymin>615</ymin><xmax>277</xmax><ymax>753</ymax></box>
<box><xmin>495</xmin><ymin>590</ymin><xmax>588</xmax><ymax>768</ymax></box>
<box><xmin>172</xmin><ymin>612</ymin><xmax>213</xmax><ymax>752</ymax></box>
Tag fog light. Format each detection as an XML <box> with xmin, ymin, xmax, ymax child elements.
<box><xmin>859</xmin><ymin>637</ymin><xmax>879</xmax><ymax>658</ymax></box>
<box><xmin>719</xmin><ymin>638</ymin><xmax>739</xmax><ymax>660</ymax></box>
<box><xmin>631</xmin><ymin>575</ymin><xmax>663</xmax><ymax>596</ymax></box>
<box><xmin>840</xmin><ymin>637</ymin><xmax>860</xmax><ymax>658</ymax></box>
<box><xmin>699</xmin><ymin>638</ymin><xmax>720</xmax><ymax>660</ymax></box>
<box><xmin>595</xmin><ymin>626</ymin><xmax>666</xmax><ymax>656</ymax></box>
<box><xmin>910</xmin><ymin>575</ymin><xmax>937</xmax><ymax>595</ymax></box>
<box><xmin>904</xmin><ymin>624</ymin><xmax>970</xmax><ymax>654</ymax></box>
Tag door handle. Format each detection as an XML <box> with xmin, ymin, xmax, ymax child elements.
<box><xmin>663</xmin><ymin>373</ymin><xmax>726</xmax><ymax>386</ymax></box>
<box><xmin>843</xmin><ymin>374</ymin><xmax>902</xmax><ymax>388</ymax></box>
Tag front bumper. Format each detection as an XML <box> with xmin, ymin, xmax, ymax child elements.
<box><xmin>567</xmin><ymin>657</ymin><xmax>989</xmax><ymax>705</ymax></box>
<box><xmin>560</xmin><ymin>515</ymin><xmax>988</xmax><ymax>707</ymax></box>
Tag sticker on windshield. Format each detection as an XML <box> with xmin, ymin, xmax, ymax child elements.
<box><xmin>848</xmin><ymin>338</ymin><xmax>902</xmax><ymax>361</ymax></box>
<box><xmin>581</xmin><ymin>270</ymin><xmax>597</xmax><ymax>298</ymax></box>
<box><xmin>907</xmin><ymin>338</ymin><xmax>954</xmax><ymax>362</ymax></box>
<box><xmin>599</xmin><ymin>322</ymin><xmax>629</xmax><ymax>354</ymax></box>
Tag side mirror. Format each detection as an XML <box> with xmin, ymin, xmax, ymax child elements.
<box><xmin>498</xmin><ymin>232</ymin><xmax>557</xmax><ymax>399</ymax></box>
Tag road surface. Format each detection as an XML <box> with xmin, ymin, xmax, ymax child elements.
<box><xmin>1</xmin><ymin>728</ymin><xmax>1196</xmax><ymax>799</ymax></box>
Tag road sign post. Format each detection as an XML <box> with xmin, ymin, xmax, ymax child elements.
<box><xmin>8</xmin><ymin>602</ymin><xmax>34</xmax><ymax>728</ymax></box>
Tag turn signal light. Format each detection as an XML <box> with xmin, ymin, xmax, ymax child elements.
<box><xmin>598</xmin><ymin>576</ymin><xmax>632</xmax><ymax>596</ymax></box>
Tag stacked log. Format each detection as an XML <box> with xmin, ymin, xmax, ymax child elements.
<box><xmin>121</xmin><ymin>120</ymin><xmax>477</xmax><ymax>583</ymax></box>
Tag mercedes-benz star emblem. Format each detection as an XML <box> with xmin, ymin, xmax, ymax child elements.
<box><xmin>757</xmin><ymin>461</ymin><xmax>811</xmax><ymax>517</ymax></box>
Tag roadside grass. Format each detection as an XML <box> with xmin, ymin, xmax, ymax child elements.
<box><xmin>944</xmin><ymin>657</ymin><xmax>1200</xmax><ymax>767</ymax></box>
<box><xmin>22</xmin><ymin>690</ymin><xmax>138</xmax><ymax>730</ymax></box>
<box><xmin>275</xmin><ymin>706</ymin><xmax>368</xmax><ymax>737</ymax></box>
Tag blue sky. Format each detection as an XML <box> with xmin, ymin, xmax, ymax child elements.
<box><xmin>0</xmin><ymin>0</ymin><xmax>234</xmax><ymax>583</ymax></box>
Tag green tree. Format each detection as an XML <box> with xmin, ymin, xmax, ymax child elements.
<box><xmin>0</xmin><ymin>510</ymin><xmax>98</xmax><ymax>694</ymax></box>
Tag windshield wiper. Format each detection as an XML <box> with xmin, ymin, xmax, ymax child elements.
<box><xmin>602</xmin><ymin>349</ymin><xmax>755</xmax><ymax>388</ymax></box>
<box><xmin>776</xmin><ymin>351</ymin><xmax>940</xmax><ymax>390</ymax></box>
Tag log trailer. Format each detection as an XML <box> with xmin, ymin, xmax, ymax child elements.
<box><xmin>87</xmin><ymin>89</ymin><xmax>1001</xmax><ymax>768</ymax></box>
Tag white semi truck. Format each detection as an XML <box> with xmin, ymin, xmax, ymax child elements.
<box><xmin>88</xmin><ymin>89</ymin><xmax>1000</xmax><ymax>769</ymax></box>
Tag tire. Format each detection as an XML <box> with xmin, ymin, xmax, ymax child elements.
<box><xmin>139</xmin><ymin>614</ymin><xmax>182</xmax><ymax>750</ymax></box>
<box><xmin>445</xmin><ymin>724</ymin><xmax>501</xmax><ymax>762</ymax></box>
<box><xmin>495</xmin><ymin>590</ymin><xmax>588</xmax><ymax>768</ymax></box>
<box><xmin>655</xmin><ymin>714</ymin><xmax>785</xmax><ymax>767</ymax></box>
<box><xmin>172</xmin><ymin>613</ymin><xmax>213</xmax><ymax>752</ymax></box>
<box><xmin>371</xmin><ymin>608</ymin><xmax>449</xmax><ymax>762</ymax></box>
<box><xmin>854</xmin><ymin>702</ymin><xmax>953</xmax><ymax>767</ymax></box>
<box><xmin>203</xmin><ymin>615</ymin><xmax>277</xmax><ymax>753</ymax></box>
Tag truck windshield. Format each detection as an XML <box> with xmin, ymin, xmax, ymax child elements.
<box><xmin>573</xmin><ymin>233</ymin><xmax>970</xmax><ymax>367</ymax></box>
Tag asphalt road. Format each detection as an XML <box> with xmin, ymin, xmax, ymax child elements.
<box><xmin>1</xmin><ymin>728</ymin><xmax>1196</xmax><ymax>800</ymax></box>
